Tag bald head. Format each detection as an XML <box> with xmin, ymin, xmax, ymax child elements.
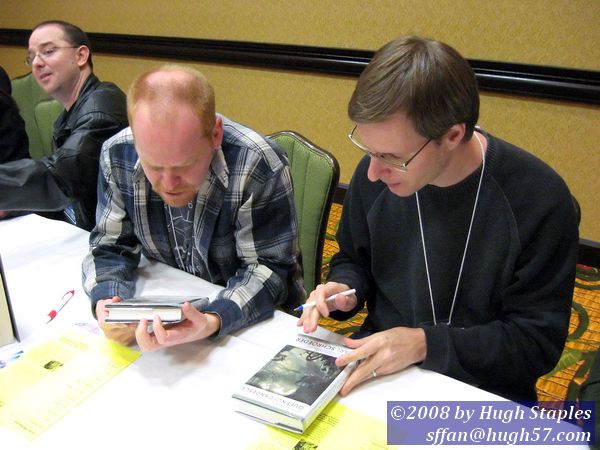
<box><xmin>128</xmin><ymin>65</ymin><xmax>216</xmax><ymax>135</ymax></box>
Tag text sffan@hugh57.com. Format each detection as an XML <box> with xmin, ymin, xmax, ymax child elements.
<box><xmin>387</xmin><ymin>401</ymin><xmax>595</xmax><ymax>446</ymax></box>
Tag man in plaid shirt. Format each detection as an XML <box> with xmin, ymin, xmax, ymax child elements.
<box><xmin>83</xmin><ymin>65</ymin><xmax>303</xmax><ymax>350</ymax></box>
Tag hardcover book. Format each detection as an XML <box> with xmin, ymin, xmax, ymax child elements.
<box><xmin>105</xmin><ymin>295</ymin><xmax>209</xmax><ymax>323</ymax></box>
<box><xmin>232</xmin><ymin>334</ymin><xmax>357</xmax><ymax>433</ymax></box>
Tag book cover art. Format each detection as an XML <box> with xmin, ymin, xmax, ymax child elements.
<box><xmin>233</xmin><ymin>334</ymin><xmax>356</xmax><ymax>432</ymax></box>
<box><xmin>246</xmin><ymin>343</ymin><xmax>343</xmax><ymax>406</ymax></box>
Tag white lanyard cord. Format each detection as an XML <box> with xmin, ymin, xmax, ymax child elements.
<box><xmin>415</xmin><ymin>132</ymin><xmax>485</xmax><ymax>326</ymax></box>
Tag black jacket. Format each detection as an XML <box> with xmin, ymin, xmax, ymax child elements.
<box><xmin>0</xmin><ymin>91</ymin><xmax>29</xmax><ymax>164</ymax></box>
<box><xmin>0</xmin><ymin>74</ymin><xmax>127</xmax><ymax>230</ymax></box>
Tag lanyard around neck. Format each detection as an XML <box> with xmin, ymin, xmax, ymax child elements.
<box><xmin>415</xmin><ymin>132</ymin><xmax>486</xmax><ymax>326</ymax></box>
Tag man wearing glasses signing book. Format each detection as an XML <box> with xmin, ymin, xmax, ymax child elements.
<box><xmin>298</xmin><ymin>36</ymin><xmax>579</xmax><ymax>402</ymax></box>
<box><xmin>0</xmin><ymin>21</ymin><xmax>127</xmax><ymax>230</ymax></box>
<box><xmin>83</xmin><ymin>65</ymin><xmax>303</xmax><ymax>351</ymax></box>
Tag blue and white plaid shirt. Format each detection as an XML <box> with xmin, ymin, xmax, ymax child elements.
<box><xmin>83</xmin><ymin>116</ymin><xmax>304</xmax><ymax>336</ymax></box>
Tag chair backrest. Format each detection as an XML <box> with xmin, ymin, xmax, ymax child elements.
<box><xmin>267</xmin><ymin>131</ymin><xmax>340</xmax><ymax>295</ymax></box>
<box><xmin>34</xmin><ymin>99</ymin><xmax>63</xmax><ymax>158</ymax></box>
<box><xmin>11</xmin><ymin>72</ymin><xmax>61</xmax><ymax>159</ymax></box>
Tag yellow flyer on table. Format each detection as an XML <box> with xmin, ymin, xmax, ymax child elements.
<box><xmin>247</xmin><ymin>401</ymin><xmax>397</xmax><ymax>449</ymax></box>
<box><xmin>0</xmin><ymin>326</ymin><xmax>140</xmax><ymax>440</ymax></box>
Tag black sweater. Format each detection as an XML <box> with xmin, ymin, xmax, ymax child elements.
<box><xmin>329</xmin><ymin>130</ymin><xmax>579</xmax><ymax>401</ymax></box>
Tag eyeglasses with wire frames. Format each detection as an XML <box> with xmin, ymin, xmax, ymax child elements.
<box><xmin>25</xmin><ymin>46</ymin><xmax>78</xmax><ymax>67</ymax></box>
<box><xmin>348</xmin><ymin>124</ymin><xmax>432</xmax><ymax>172</ymax></box>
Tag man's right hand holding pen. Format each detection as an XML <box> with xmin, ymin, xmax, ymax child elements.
<box><xmin>296</xmin><ymin>282</ymin><xmax>357</xmax><ymax>334</ymax></box>
<box><xmin>297</xmin><ymin>281</ymin><xmax>427</xmax><ymax>397</ymax></box>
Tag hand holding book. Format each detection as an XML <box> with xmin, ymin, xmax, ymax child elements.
<box><xmin>96</xmin><ymin>295</ymin><xmax>208</xmax><ymax>345</ymax></box>
<box><xmin>135</xmin><ymin>299</ymin><xmax>221</xmax><ymax>352</ymax></box>
<box><xmin>105</xmin><ymin>295</ymin><xmax>209</xmax><ymax>323</ymax></box>
<box><xmin>335</xmin><ymin>326</ymin><xmax>428</xmax><ymax>396</ymax></box>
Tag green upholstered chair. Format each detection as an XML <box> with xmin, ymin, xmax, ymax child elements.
<box><xmin>34</xmin><ymin>99</ymin><xmax>63</xmax><ymax>158</ymax></box>
<box><xmin>267</xmin><ymin>131</ymin><xmax>340</xmax><ymax>296</ymax></box>
<box><xmin>11</xmin><ymin>72</ymin><xmax>62</xmax><ymax>159</ymax></box>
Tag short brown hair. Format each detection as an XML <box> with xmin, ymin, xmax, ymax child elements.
<box><xmin>31</xmin><ymin>20</ymin><xmax>93</xmax><ymax>69</ymax></box>
<box><xmin>348</xmin><ymin>36</ymin><xmax>479</xmax><ymax>141</ymax></box>
<box><xmin>127</xmin><ymin>65</ymin><xmax>216</xmax><ymax>135</ymax></box>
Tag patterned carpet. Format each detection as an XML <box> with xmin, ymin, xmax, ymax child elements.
<box><xmin>318</xmin><ymin>203</ymin><xmax>600</xmax><ymax>401</ymax></box>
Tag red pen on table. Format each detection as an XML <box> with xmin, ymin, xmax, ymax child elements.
<box><xmin>46</xmin><ymin>290</ymin><xmax>75</xmax><ymax>323</ymax></box>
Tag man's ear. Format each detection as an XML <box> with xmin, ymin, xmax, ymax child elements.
<box><xmin>443</xmin><ymin>123</ymin><xmax>466</xmax><ymax>149</ymax></box>
<box><xmin>211</xmin><ymin>116</ymin><xmax>224</xmax><ymax>149</ymax></box>
<box><xmin>75</xmin><ymin>45</ymin><xmax>90</xmax><ymax>68</ymax></box>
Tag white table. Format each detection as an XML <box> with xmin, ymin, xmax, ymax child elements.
<box><xmin>0</xmin><ymin>215</ymin><xmax>590</xmax><ymax>449</ymax></box>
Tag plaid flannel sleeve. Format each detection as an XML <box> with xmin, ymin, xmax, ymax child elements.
<box><xmin>207</xmin><ymin>158</ymin><xmax>300</xmax><ymax>336</ymax></box>
<box><xmin>82</xmin><ymin>133</ymin><xmax>142</xmax><ymax>314</ymax></box>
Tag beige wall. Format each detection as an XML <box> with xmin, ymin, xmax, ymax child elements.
<box><xmin>1</xmin><ymin>0</ymin><xmax>599</xmax><ymax>240</ymax></box>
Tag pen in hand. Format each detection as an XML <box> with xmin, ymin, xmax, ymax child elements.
<box><xmin>46</xmin><ymin>290</ymin><xmax>75</xmax><ymax>323</ymax></box>
<box><xmin>294</xmin><ymin>288</ymin><xmax>356</xmax><ymax>312</ymax></box>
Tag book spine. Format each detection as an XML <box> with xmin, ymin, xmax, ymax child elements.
<box><xmin>293</xmin><ymin>335</ymin><xmax>349</xmax><ymax>357</ymax></box>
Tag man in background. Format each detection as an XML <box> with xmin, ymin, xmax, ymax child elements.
<box><xmin>0</xmin><ymin>20</ymin><xmax>127</xmax><ymax>230</ymax></box>
<box><xmin>83</xmin><ymin>65</ymin><xmax>303</xmax><ymax>350</ymax></box>
<box><xmin>299</xmin><ymin>35</ymin><xmax>579</xmax><ymax>401</ymax></box>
